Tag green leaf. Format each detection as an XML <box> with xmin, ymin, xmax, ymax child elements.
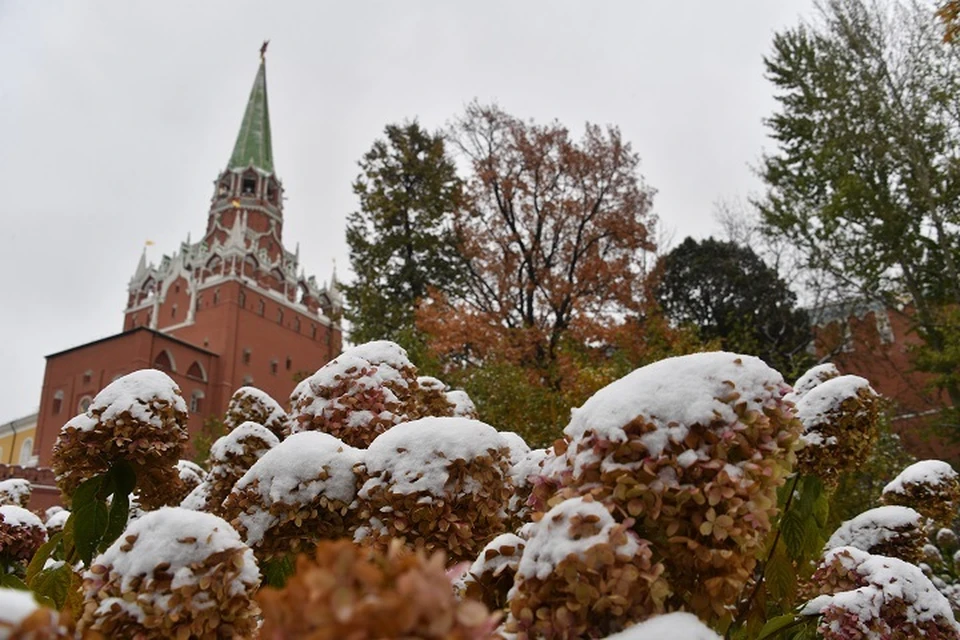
<box><xmin>71</xmin><ymin>475</ymin><xmax>104</xmax><ymax>511</ymax></box>
<box><xmin>812</xmin><ymin>490</ymin><xmax>830</xmax><ymax>527</ymax></box>
<box><xmin>26</xmin><ymin>532</ymin><xmax>62</xmax><ymax>585</ymax></box>
<box><xmin>765</xmin><ymin>546</ymin><xmax>797</xmax><ymax>603</ymax></box>
<box><xmin>780</xmin><ymin>509</ymin><xmax>806</xmax><ymax>560</ymax></box>
<box><xmin>106</xmin><ymin>460</ymin><xmax>137</xmax><ymax>496</ymax></box>
<box><xmin>62</xmin><ymin>514</ymin><xmax>76</xmax><ymax>564</ymax></box>
<box><xmin>100</xmin><ymin>492</ymin><xmax>130</xmax><ymax>552</ymax></box>
<box><xmin>802</xmin><ymin>517</ymin><xmax>825</xmax><ymax>559</ymax></box>
<box><xmin>30</xmin><ymin>563</ymin><xmax>73</xmax><ymax>610</ymax></box>
<box><xmin>0</xmin><ymin>573</ymin><xmax>29</xmax><ymax>590</ymax></box>
<box><xmin>74</xmin><ymin>497</ymin><xmax>109</xmax><ymax>566</ymax></box>
<box><xmin>756</xmin><ymin>613</ymin><xmax>800</xmax><ymax>640</ymax></box>
<box><xmin>262</xmin><ymin>555</ymin><xmax>295</xmax><ymax>588</ymax></box>
<box><xmin>795</xmin><ymin>475</ymin><xmax>822</xmax><ymax>518</ymax></box>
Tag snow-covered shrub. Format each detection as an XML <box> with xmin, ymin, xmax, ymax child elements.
<box><xmin>257</xmin><ymin>539</ymin><xmax>498</xmax><ymax>639</ymax></box>
<box><xmin>51</xmin><ymin>369</ymin><xmax>188</xmax><ymax>510</ymax></box>
<box><xmin>458</xmin><ymin>532</ymin><xmax>525</xmax><ymax>611</ymax></box>
<box><xmin>78</xmin><ymin>507</ymin><xmax>259</xmax><ymax>639</ymax></box>
<box><xmin>446</xmin><ymin>389</ymin><xmax>479</xmax><ymax>418</ymax></box>
<box><xmin>881</xmin><ymin>459</ymin><xmax>960</xmax><ymax>528</ymax></box>
<box><xmin>221</xmin><ymin>431</ymin><xmax>361</xmax><ymax>562</ymax></box>
<box><xmin>189</xmin><ymin>422</ymin><xmax>279</xmax><ymax>515</ymax></box>
<box><xmin>0</xmin><ymin>588</ymin><xmax>73</xmax><ymax>639</ymax></box>
<box><xmin>790</xmin><ymin>362</ymin><xmax>841</xmax><ymax>399</ymax></box>
<box><xmin>289</xmin><ymin>340</ymin><xmax>422</xmax><ymax>448</ymax></box>
<box><xmin>353</xmin><ymin>416</ymin><xmax>512</xmax><ymax>563</ymax></box>
<box><xmin>601</xmin><ymin>612</ymin><xmax>721</xmax><ymax>640</ymax></box>
<box><xmin>824</xmin><ymin>505</ymin><xmax>926</xmax><ymax>564</ymax></box>
<box><xmin>794</xmin><ymin>374</ymin><xmax>881</xmax><ymax>485</ymax></box>
<box><xmin>174</xmin><ymin>459</ymin><xmax>206</xmax><ymax>502</ymax></box>
<box><xmin>414</xmin><ymin>375</ymin><xmax>457</xmax><ymax>417</ymax></box>
<box><xmin>223</xmin><ymin>386</ymin><xmax>289</xmax><ymax>440</ymax></box>
<box><xmin>0</xmin><ymin>506</ymin><xmax>46</xmax><ymax>566</ymax></box>
<box><xmin>507</xmin><ymin>447</ymin><xmax>549</xmax><ymax>527</ymax></box>
<box><xmin>544</xmin><ymin>352</ymin><xmax>800</xmax><ymax>622</ymax></box>
<box><xmin>43</xmin><ymin>510</ymin><xmax>69</xmax><ymax>536</ymax></box>
<box><xmin>504</xmin><ymin>496</ymin><xmax>667</xmax><ymax>639</ymax></box>
<box><xmin>0</xmin><ymin>480</ymin><xmax>31</xmax><ymax>508</ymax></box>
<box><xmin>802</xmin><ymin>545</ymin><xmax>960</xmax><ymax>639</ymax></box>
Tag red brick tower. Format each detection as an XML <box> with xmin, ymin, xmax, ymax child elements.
<box><xmin>31</xmin><ymin>51</ymin><xmax>343</xmax><ymax>479</ymax></box>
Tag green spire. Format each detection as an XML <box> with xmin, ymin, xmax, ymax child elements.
<box><xmin>229</xmin><ymin>58</ymin><xmax>274</xmax><ymax>174</ymax></box>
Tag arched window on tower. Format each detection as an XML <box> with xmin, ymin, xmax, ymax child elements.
<box><xmin>190</xmin><ymin>390</ymin><xmax>205</xmax><ymax>414</ymax></box>
<box><xmin>242</xmin><ymin>172</ymin><xmax>257</xmax><ymax>196</ymax></box>
<box><xmin>19</xmin><ymin>438</ymin><xmax>34</xmax><ymax>466</ymax></box>
<box><xmin>153</xmin><ymin>350</ymin><xmax>176</xmax><ymax>373</ymax></box>
<box><xmin>52</xmin><ymin>390</ymin><xmax>64</xmax><ymax>415</ymax></box>
<box><xmin>186</xmin><ymin>361</ymin><xmax>207</xmax><ymax>382</ymax></box>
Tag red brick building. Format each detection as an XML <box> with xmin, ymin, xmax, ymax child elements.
<box><xmin>29</xmin><ymin>55</ymin><xmax>343</xmax><ymax>483</ymax></box>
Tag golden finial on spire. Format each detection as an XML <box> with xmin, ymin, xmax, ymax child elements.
<box><xmin>260</xmin><ymin>40</ymin><xmax>270</xmax><ymax>60</ymax></box>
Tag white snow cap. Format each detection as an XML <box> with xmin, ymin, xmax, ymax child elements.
<box><xmin>348</xmin><ymin>340</ymin><xmax>412</xmax><ymax>368</ymax></box>
<box><xmin>795</xmin><ymin>375</ymin><xmax>874</xmax><ymax>430</ymax></box>
<box><xmin>517</xmin><ymin>497</ymin><xmax>639</xmax><ymax>581</ymax></box>
<box><xmin>883</xmin><ymin>460</ymin><xmax>959</xmax><ymax>495</ymax></box>
<box><xmin>446</xmin><ymin>390</ymin><xmax>477</xmax><ymax>417</ymax></box>
<box><xmin>602</xmin><ymin>612</ymin><xmax>722</xmax><ymax>640</ymax></box>
<box><xmin>825</xmin><ymin>505</ymin><xmax>922</xmax><ymax>554</ymax></box>
<box><xmin>565</xmin><ymin>352</ymin><xmax>786</xmax><ymax>456</ymax></box>
<box><xmin>87</xmin><ymin>369</ymin><xmax>187</xmax><ymax>429</ymax></box>
<box><xmin>231</xmin><ymin>431</ymin><xmax>362</xmax><ymax>544</ymax></box>
<box><xmin>0</xmin><ymin>505</ymin><xmax>44</xmax><ymax>530</ymax></box>
<box><xmin>176</xmin><ymin>460</ymin><xmax>206</xmax><ymax>484</ymax></box>
<box><xmin>792</xmin><ymin>363</ymin><xmax>841</xmax><ymax>398</ymax></box>
<box><xmin>210</xmin><ymin>421</ymin><xmax>279</xmax><ymax>461</ymax></box>
<box><xmin>227</xmin><ymin>387</ymin><xmax>287</xmax><ymax>426</ymax></box>
<box><xmin>802</xmin><ymin>546</ymin><xmax>960</xmax><ymax>633</ymax></box>
<box><xmin>360</xmin><ymin>416</ymin><xmax>507</xmax><ymax>497</ymax></box>
<box><xmin>0</xmin><ymin>588</ymin><xmax>42</xmax><ymax>634</ymax></box>
<box><xmin>510</xmin><ymin>448</ymin><xmax>550</xmax><ymax>487</ymax></box>
<box><xmin>500</xmin><ymin>431</ymin><xmax>531</xmax><ymax>465</ymax></box>
<box><xmin>417</xmin><ymin>376</ymin><xmax>446</xmax><ymax>391</ymax></box>
<box><xmin>87</xmin><ymin>507</ymin><xmax>259</xmax><ymax>596</ymax></box>
<box><xmin>0</xmin><ymin>479</ymin><xmax>31</xmax><ymax>505</ymax></box>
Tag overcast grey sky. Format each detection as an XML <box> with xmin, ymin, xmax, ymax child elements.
<box><xmin>0</xmin><ymin>1</ymin><xmax>816</xmax><ymax>420</ymax></box>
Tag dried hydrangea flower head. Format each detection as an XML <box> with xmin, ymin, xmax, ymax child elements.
<box><xmin>0</xmin><ymin>588</ymin><xmax>74</xmax><ymax>640</ymax></box>
<box><xmin>0</xmin><ymin>480</ymin><xmax>31</xmax><ymax>509</ymax></box>
<box><xmin>459</xmin><ymin>533</ymin><xmax>525</xmax><ymax>612</ymax></box>
<box><xmin>0</xmin><ymin>506</ymin><xmax>47</xmax><ymax>566</ymax></box>
<box><xmin>824</xmin><ymin>505</ymin><xmax>926</xmax><ymax>564</ymax></box>
<box><xmin>354</xmin><ymin>416</ymin><xmax>513</xmax><ymax>563</ymax></box>
<box><xmin>551</xmin><ymin>352</ymin><xmax>800</xmax><ymax>622</ymax></box>
<box><xmin>794</xmin><ymin>375</ymin><xmax>881</xmax><ymax>485</ymax></box>
<box><xmin>790</xmin><ymin>362</ymin><xmax>841</xmax><ymax>399</ymax></box>
<box><xmin>224</xmin><ymin>386</ymin><xmax>289</xmax><ymax>440</ymax></box>
<box><xmin>44</xmin><ymin>509</ymin><xmax>70</xmax><ymax>536</ymax></box>
<box><xmin>601</xmin><ymin>612</ymin><xmax>722</xmax><ymax>640</ymax></box>
<box><xmin>415</xmin><ymin>375</ymin><xmax>458</xmax><ymax>417</ymax></box>
<box><xmin>802</xmin><ymin>546</ymin><xmax>960</xmax><ymax>639</ymax></box>
<box><xmin>191</xmin><ymin>422</ymin><xmax>279</xmax><ymax>516</ymax></box>
<box><xmin>221</xmin><ymin>431</ymin><xmax>362</xmax><ymax>563</ymax></box>
<box><xmin>78</xmin><ymin>507</ymin><xmax>260</xmax><ymax>640</ymax></box>
<box><xmin>289</xmin><ymin>340</ymin><xmax>422</xmax><ymax>448</ymax></box>
<box><xmin>506</xmin><ymin>447</ymin><xmax>549</xmax><ymax>527</ymax></box>
<box><xmin>51</xmin><ymin>369</ymin><xmax>188</xmax><ymax>509</ymax></box>
<box><xmin>505</xmin><ymin>496</ymin><xmax>667</xmax><ymax>639</ymax></box>
<box><xmin>173</xmin><ymin>459</ymin><xmax>206</xmax><ymax>503</ymax></box>
<box><xmin>258</xmin><ymin>539</ymin><xmax>499</xmax><ymax>639</ymax></box>
<box><xmin>881</xmin><ymin>460</ymin><xmax>960</xmax><ymax>528</ymax></box>
<box><xmin>446</xmin><ymin>389</ymin><xmax>479</xmax><ymax>419</ymax></box>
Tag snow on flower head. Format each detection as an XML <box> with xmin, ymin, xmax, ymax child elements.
<box><xmin>882</xmin><ymin>460</ymin><xmax>960</xmax><ymax>527</ymax></box>
<box><xmin>289</xmin><ymin>340</ymin><xmax>421</xmax><ymax>447</ymax></box>
<box><xmin>791</xmin><ymin>362</ymin><xmax>841</xmax><ymax>399</ymax></box>
<box><xmin>459</xmin><ymin>533</ymin><xmax>525</xmax><ymax>611</ymax></box>
<box><xmin>0</xmin><ymin>479</ymin><xmax>31</xmax><ymax>508</ymax></box>
<box><xmin>825</xmin><ymin>505</ymin><xmax>925</xmax><ymax>563</ymax></box>
<box><xmin>52</xmin><ymin>368</ymin><xmax>188</xmax><ymax>509</ymax></box>
<box><xmin>354</xmin><ymin>416</ymin><xmax>512</xmax><ymax>562</ymax></box>
<box><xmin>601</xmin><ymin>612</ymin><xmax>722</xmax><ymax>640</ymax></box>
<box><xmin>0</xmin><ymin>505</ymin><xmax>47</xmax><ymax>564</ymax></box>
<box><xmin>224</xmin><ymin>386</ymin><xmax>289</xmax><ymax>439</ymax></box>
<box><xmin>446</xmin><ymin>389</ymin><xmax>478</xmax><ymax>418</ymax></box>
<box><xmin>802</xmin><ymin>546</ymin><xmax>960</xmax><ymax>639</ymax></box>
<box><xmin>0</xmin><ymin>588</ymin><xmax>71</xmax><ymax>639</ymax></box>
<box><xmin>78</xmin><ymin>507</ymin><xmax>260</xmax><ymax>639</ymax></box>
<box><xmin>192</xmin><ymin>421</ymin><xmax>280</xmax><ymax>516</ymax></box>
<box><xmin>795</xmin><ymin>375</ymin><xmax>880</xmax><ymax>485</ymax></box>
<box><xmin>221</xmin><ymin>430</ymin><xmax>362</xmax><ymax>561</ymax></box>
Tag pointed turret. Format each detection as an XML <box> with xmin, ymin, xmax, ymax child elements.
<box><xmin>228</xmin><ymin>58</ymin><xmax>274</xmax><ymax>174</ymax></box>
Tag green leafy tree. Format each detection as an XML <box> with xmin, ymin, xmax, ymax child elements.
<box><xmin>654</xmin><ymin>237</ymin><xmax>813</xmax><ymax>380</ymax></box>
<box><xmin>342</xmin><ymin>121</ymin><xmax>464</xmax><ymax>355</ymax></box>
<box><xmin>759</xmin><ymin>0</ymin><xmax>960</xmax><ymax>411</ymax></box>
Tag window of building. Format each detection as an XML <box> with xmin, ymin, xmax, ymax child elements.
<box><xmin>311</xmin><ymin>324</ymin><xmax>317</xmax><ymax>340</ymax></box>
<box><xmin>242</xmin><ymin>176</ymin><xmax>256</xmax><ymax>195</ymax></box>
<box><xmin>213</xmin><ymin>289</ymin><xmax>220</xmax><ymax>305</ymax></box>
<box><xmin>242</xmin><ymin>375</ymin><xmax>254</xmax><ymax>386</ymax></box>
<box><xmin>186</xmin><ymin>361</ymin><xmax>206</xmax><ymax>381</ymax></box>
<box><xmin>190</xmin><ymin>390</ymin><xmax>205</xmax><ymax>413</ymax></box>
<box><xmin>131</xmin><ymin>313</ymin><xmax>139</xmax><ymax>328</ymax></box>
<box><xmin>267</xmin><ymin>182</ymin><xmax>277</xmax><ymax>203</ymax></box>
<box><xmin>153</xmin><ymin>350</ymin><xmax>176</xmax><ymax>372</ymax></box>
<box><xmin>270</xmin><ymin>359</ymin><xmax>278</xmax><ymax>375</ymax></box>
<box><xmin>286</xmin><ymin>356</ymin><xmax>292</xmax><ymax>371</ymax></box>
<box><xmin>18</xmin><ymin>438</ymin><xmax>33</xmax><ymax>466</ymax></box>
<box><xmin>83</xmin><ymin>370</ymin><xmax>93</xmax><ymax>385</ymax></box>
<box><xmin>242</xmin><ymin>348</ymin><xmax>251</xmax><ymax>365</ymax></box>
<box><xmin>277</xmin><ymin>309</ymin><xmax>284</xmax><ymax>325</ymax></box>
<box><xmin>195</xmin><ymin>294</ymin><xmax>203</xmax><ymax>311</ymax></box>
<box><xmin>78</xmin><ymin>396</ymin><xmax>92</xmax><ymax>413</ymax></box>
<box><xmin>293</xmin><ymin>317</ymin><xmax>301</xmax><ymax>332</ymax></box>
<box><xmin>52</xmin><ymin>390</ymin><xmax>64</xmax><ymax>415</ymax></box>
<box><xmin>175</xmin><ymin>284</ymin><xmax>180</xmax><ymax>294</ymax></box>
<box><xmin>258</xmin><ymin>299</ymin><xmax>265</xmax><ymax>316</ymax></box>
<box><xmin>171</xmin><ymin>304</ymin><xmax>178</xmax><ymax>318</ymax></box>
<box><xmin>238</xmin><ymin>290</ymin><xmax>246</xmax><ymax>308</ymax></box>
